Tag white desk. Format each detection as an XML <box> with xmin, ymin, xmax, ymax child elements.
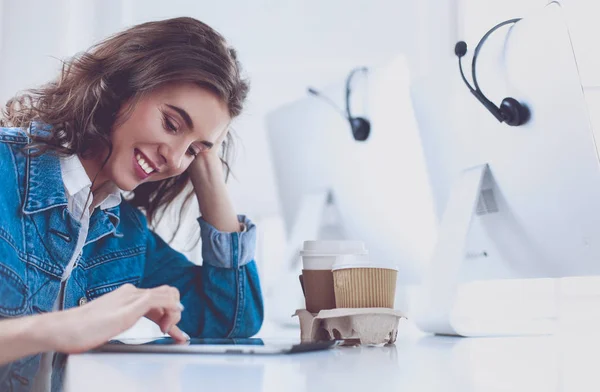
<box><xmin>64</xmin><ymin>320</ymin><xmax>600</xmax><ymax>392</ymax></box>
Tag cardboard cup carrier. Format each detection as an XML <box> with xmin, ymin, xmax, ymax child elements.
<box><xmin>296</xmin><ymin>241</ymin><xmax>404</xmax><ymax>346</ymax></box>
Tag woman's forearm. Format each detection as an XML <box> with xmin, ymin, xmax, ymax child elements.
<box><xmin>0</xmin><ymin>314</ymin><xmax>56</xmax><ymax>366</ymax></box>
<box><xmin>189</xmin><ymin>153</ymin><xmax>240</xmax><ymax>233</ymax></box>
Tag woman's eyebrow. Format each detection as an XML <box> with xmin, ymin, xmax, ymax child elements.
<box><xmin>165</xmin><ymin>104</ymin><xmax>194</xmax><ymax>130</ymax></box>
<box><xmin>165</xmin><ymin>104</ymin><xmax>215</xmax><ymax>149</ymax></box>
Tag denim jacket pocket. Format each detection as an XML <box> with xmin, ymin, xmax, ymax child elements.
<box><xmin>0</xmin><ymin>263</ymin><xmax>27</xmax><ymax>316</ymax></box>
<box><xmin>86</xmin><ymin>276</ymin><xmax>140</xmax><ymax>300</ymax></box>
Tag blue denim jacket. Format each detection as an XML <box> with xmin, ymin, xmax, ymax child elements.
<box><xmin>0</xmin><ymin>124</ymin><xmax>264</xmax><ymax>391</ymax></box>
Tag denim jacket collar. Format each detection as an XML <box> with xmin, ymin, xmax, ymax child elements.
<box><xmin>22</xmin><ymin>148</ymin><xmax>68</xmax><ymax>214</ymax></box>
<box><xmin>20</xmin><ymin>122</ymin><xmax>122</xmax><ymax>227</ymax></box>
<box><xmin>22</xmin><ymin>151</ymin><xmax>122</xmax><ymax>227</ymax></box>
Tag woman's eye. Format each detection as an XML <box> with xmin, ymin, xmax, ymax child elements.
<box><xmin>187</xmin><ymin>146</ymin><xmax>199</xmax><ymax>157</ymax></box>
<box><xmin>187</xmin><ymin>143</ymin><xmax>209</xmax><ymax>157</ymax></box>
<box><xmin>163</xmin><ymin>115</ymin><xmax>178</xmax><ymax>133</ymax></box>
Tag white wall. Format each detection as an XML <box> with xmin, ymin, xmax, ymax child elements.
<box><xmin>0</xmin><ymin>1</ymin><xmax>66</xmax><ymax>104</ymax></box>
<box><xmin>459</xmin><ymin>0</ymin><xmax>548</xmax><ymax>42</ymax></box>
<box><xmin>122</xmin><ymin>0</ymin><xmax>425</xmax><ymax>220</ymax></box>
<box><xmin>10</xmin><ymin>0</ymin><xmax>580</xmax><ymax>238</ymax></box>
<box><xmin>0</xmin><ymin>0</ymin><xmax>457</xmax><ymax>331</ymax></box>
<box><xmin>0</xmin><ymin>0</ymin><xmax>455</xmax><ymax>222</ymax></box>
<box><xmin>7</xmin><ymin>0</ymin><xmax>599</xmax><ymax>333</ymax></box>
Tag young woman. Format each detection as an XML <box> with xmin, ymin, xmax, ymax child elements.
<box><xmin>0</xmin><ymin>16</ymin><xmax>263</xmax><ymax>391</ymax></box>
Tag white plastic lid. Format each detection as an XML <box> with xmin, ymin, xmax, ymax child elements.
<box><xmin>300</xmin><ymin>240</ymin><xmax>368</xmax><ymax>256</ymax></box>
<box><xmin>331</xmin><ymin>254</ymin><xmax>399</xmax><ymax>271</ymax></box>
<box><xmin>301</xmin><ymin>254</ymin><xmax>338</xmax><ymax>270</ymax></box>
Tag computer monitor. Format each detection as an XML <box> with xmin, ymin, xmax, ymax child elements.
<box><xmin>410</xmin><ymin>1</ymin><xmax>600</xmax><ymax>335</ymax></box>
<box><xmin>266</xmin><ymin>2</ymin><xmax>599</xmax><ymax>336</ymax></box>
<box><xmin>266</xmin><ymin>56</ymin><xmax>438</xmax><ymax>286</ymax></box>
<box><xmin>266</xmin><ymin>87</ymin><xmax>340</xmax><ymax>242</ymax></box>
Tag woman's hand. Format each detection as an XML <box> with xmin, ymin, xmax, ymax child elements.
<box><xmin>188</xmin><ymin>128</ymin><xmax>241</xmax><ymax>233</ymax></box>
<box><xmin>205</xmin><ymin>125</ymin><xmax>229</xmax><ymax>159</ymax></box>
<box><xmin>48</xmin><ymin>284</ymin><xmax>188</xmax><ymax>354</ymax></box>
<box><xmin>0</xmin><ymin>284</ymin><xmax>188</xmax><ymax>365</ymax></box>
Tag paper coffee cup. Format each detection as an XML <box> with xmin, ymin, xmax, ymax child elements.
<box><xmin>332</xmin><ymin>255</ymin><xmax>398</xmax><ymax>309</ymax></box>
<box><xmin>300</xmin><ymin>241</ymin><xmax>367</xmax><ymax>313</ymax></box>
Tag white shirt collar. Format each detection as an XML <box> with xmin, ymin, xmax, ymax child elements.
<box><xmin>59</xmin><ymin>154</ymin><xmax>122</xmax><ymax>211</ymax></box>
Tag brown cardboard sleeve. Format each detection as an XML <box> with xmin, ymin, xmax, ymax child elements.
<box><xmin>300</xmin><ymin>270</ymin><xmax>336</xmax><ymax>313</ymax></box>
<box><xmin>333</xmin><ymin>268</ymin><xmax>397</xmax><ymax>308</ymax></box>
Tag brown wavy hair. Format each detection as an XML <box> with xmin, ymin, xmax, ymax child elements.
<box><xmin>1</xmin><ymin>17</ymin><xmax>249</xmax><ymax>237</ymax></box>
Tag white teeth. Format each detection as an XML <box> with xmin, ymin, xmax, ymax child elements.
<box><xmin>136</xmin><ymin>152</ymin><xmax>154</xmax><ymax>175</ymax></box>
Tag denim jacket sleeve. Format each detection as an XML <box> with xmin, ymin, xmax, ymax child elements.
<box><xmin>139</xmin><ymin>215</ymin><xmax>264</xmax><ymax>338</ymax></box>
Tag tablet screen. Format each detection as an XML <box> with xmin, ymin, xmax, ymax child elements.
<box><xmin>109</xmin><ymin>337</ymin><xmax>267</xmax><ymax>346</ymax></box>
<box><xmin>94</xmin><ymin>337</ymin><xmax>338</xmax><ymax>355</ymax></box>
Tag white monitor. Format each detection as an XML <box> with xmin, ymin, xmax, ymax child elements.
<box><xmin>410</xmin><ymin>1</ymin><xmax>600</xmax><ymax>335</ymax></box>
<box><xmin>266</xmin><ymin>56</ymin><xmax>438</xmax><ymax>286</ymax></box>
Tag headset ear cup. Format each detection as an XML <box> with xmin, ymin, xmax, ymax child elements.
<box><xmin>500</xmin><ymin>97</ymin><xmax>530</xmax><ymax>126</ymax></box>
<box><xmin>516</xmin><ymin>100</ymin><xmax>531</xmax><ymax>125</ymax></box>
<box><xmin>350</xmin><ymin>117</ymin><xmax>371</xmax><ymax>141</ymax></box>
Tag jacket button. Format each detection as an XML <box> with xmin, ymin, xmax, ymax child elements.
<box><xmin>79</xmin><ymin>297</ymin><xmax>88</xmax><ymax>306</ymax></box>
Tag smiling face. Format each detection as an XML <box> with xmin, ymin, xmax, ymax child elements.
<box><xmin>89</xmin><ymin>83</ymin><xmax>231</xmax><ymax>191</ymax></box>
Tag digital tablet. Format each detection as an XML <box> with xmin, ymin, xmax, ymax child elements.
<box><xmin>93</xmin><ymin>337</ymin><xmax>340</xmax><ymax>355</ymax></box>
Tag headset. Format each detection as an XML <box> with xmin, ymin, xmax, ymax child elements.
<box><xmin>456</xmin><ymin>18</ymin><xmax>530</xmax><ymax>126</ymax></box>
<box><xmin>308</xmin><ymin>67</ymin><xmax>371</xmax><ymax>141</ymax></box>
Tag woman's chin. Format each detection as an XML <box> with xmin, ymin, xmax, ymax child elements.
<box><xmin>112</xmin><ymin>176</ymin><xmax>139</xmax><ymax>192</ymax></box>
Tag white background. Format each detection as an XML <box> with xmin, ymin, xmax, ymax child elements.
<box><xmin>6</xmin><ymin>0</ymin><xmax>600</xmax><ymax>335</ymax></box>
<box><xmin>0</xmin><ymin>0</ymin><xmax>459</xmax><ymax>222</ymax></box>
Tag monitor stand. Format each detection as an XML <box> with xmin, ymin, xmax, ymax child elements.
<box><xmin>413</xmin><ymin>164</ymin><xmax>557</xmax><ymax>336</ymax></box>
<box><xmin>268</xmin><ymin>190</ymin><xmax>347</xmax><ymax>326</ymax></box>
<box><xmin>282</xmin><ymin>190</ymin><xmax>346</xmax><ymax>270</ymax></box>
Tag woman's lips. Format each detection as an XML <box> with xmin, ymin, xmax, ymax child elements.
<box><xmin>133</xmin><ymin>149</ymin><xmax>152</xmax><ymax>180</ymax></box>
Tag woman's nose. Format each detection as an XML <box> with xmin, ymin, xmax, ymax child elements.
<box><xmin>158</xmin><ymin>143</ymin><xmax>187</xmax><ymax>171</ymax></box>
